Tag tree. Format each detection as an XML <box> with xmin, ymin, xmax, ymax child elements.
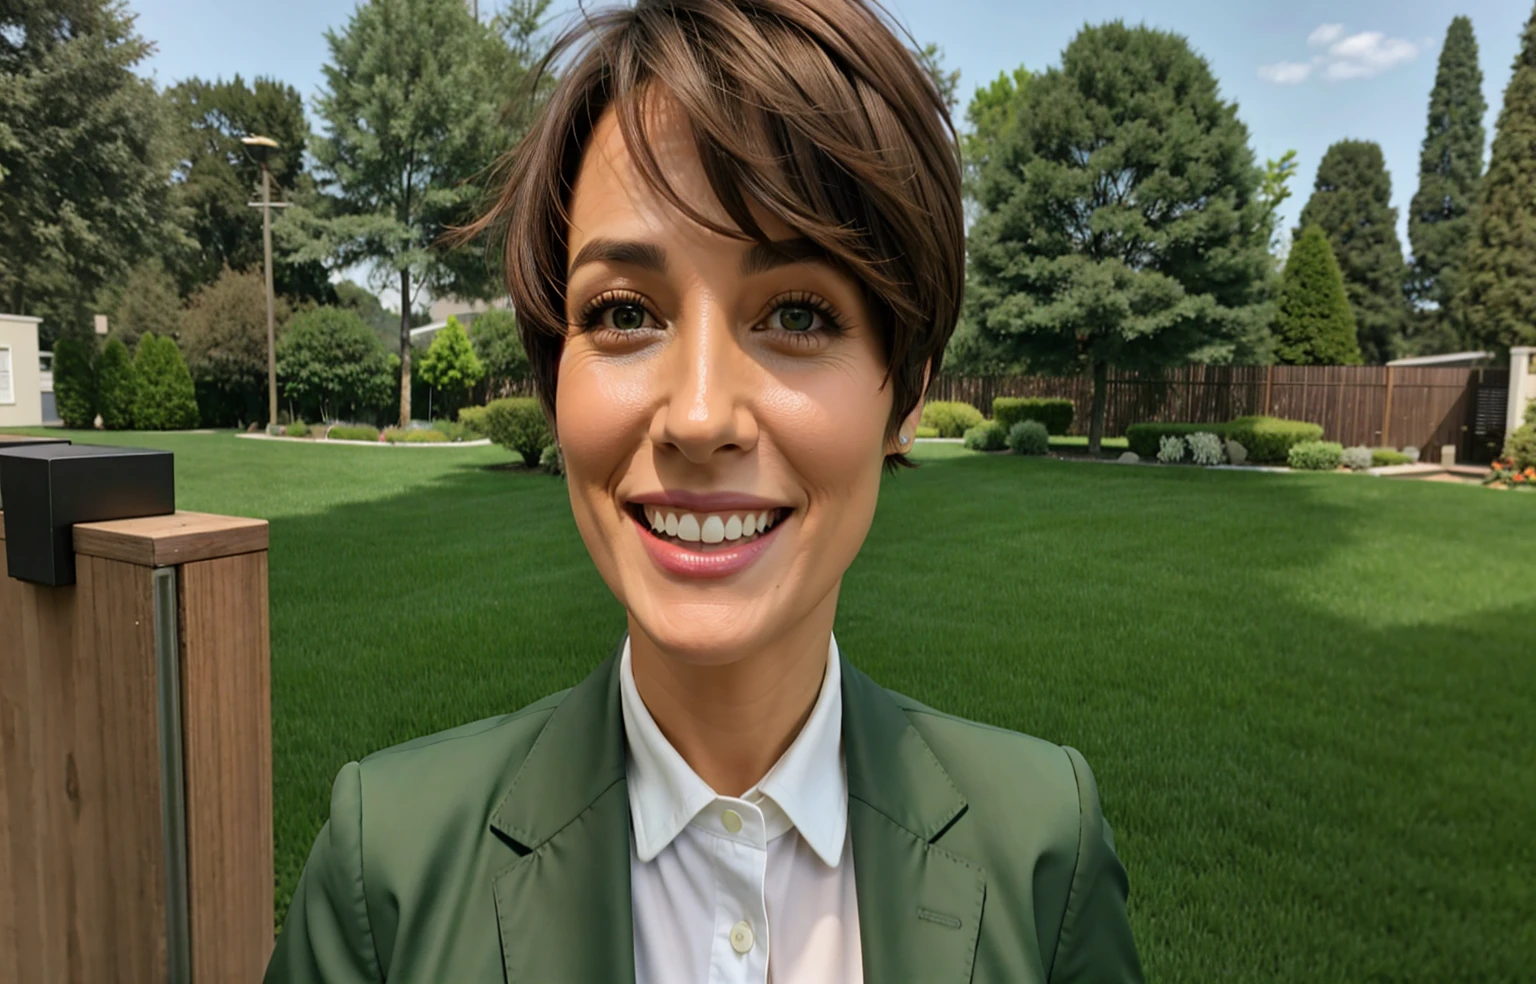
<box><xmin>97</xmin><ymin>336</ymin><xmax>139</xmax><ymax>430</ymax></box>
<box><xmin>913</xmin><ymin>42</ymin><xmax>961</xmax><ymax>114</ymax></box>
<box><xmin>334</xmin><ymin>281</ymin><xmax>400</xmax><ymax>353</ymax></box>
<box><xmin>468</xmin><ymin>308</ymin><xmax>529</xmax><ymax>393</ymax></box>
<box><xmin>966</xmin><ymin>22</ymin><xmax>1273</xmax><ymax>452</ymax></box>
<box><xmin>161</xmin><ymin>74</ymin><xmax>333</xmax><ymax>302</ymax></box>
<box><xmin>51</xmin><ymin>335</ymin><xmax>97</xmax><ymax>429</ymax></box>
<box><xmin>97</xmin><ymin>259</ymin><xmax>182</xmax><ymax>351</ymax></box>
<box><xmin>1297</xmin><ymin>141</ymin><xmax>1411</xmax><ymax>363</ymax></box>
<box><xmin>289</xmin><ymin>0</ymin><xmax>529</xmax><ymax>427</ymax></box>
<box><xmin>132</xmin><ymin>332</ymin><xmax>199</xmax><ymax>429</ymax></box>
<box><xmin>1259</xmin><ymin>150</ymin><xmax>1300</xmax><ymax>253</ymax></box>
<box><xmin>277</xmin><ymin>307</ymin><xmax>395</xmax><ymax>422</ymax></box>
<box><xmin>179</xmin><ymin>267</ymin><xmax>291</xmax><ymax>426</ymax></box>
<box><xmin>1407</xmin><ymin>17</ymin><xmax>1487</xmax><ymax>354</ymax></box>
<box><xmin>1272</xmin><ymin>227</ymin><xmax>1362</xmax><ymax>365</ymax></box>
<box><xmin>961</xmin><ymin>67</ymin><xmax>1030</xmax><ymax>201</ymax></box>
<box><xmin>1460</xmin><ymin>3</ymin><xmax>1536</xmax><ymax>352</ymax></box>
<box><xmin>0</xmin><ymin>0</ymin><xmax>188</xmax><ymax>346</ymax></box>
<box><xmin>418</xmin><ymin>316</ymin><xmax>484</xmax><ymax>418</ymax></box>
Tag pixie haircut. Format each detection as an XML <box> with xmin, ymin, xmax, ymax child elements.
<box><xmin>470</xmin><ymin>0</ymin><xmax>964</xmax><ymax>468</ymax></box>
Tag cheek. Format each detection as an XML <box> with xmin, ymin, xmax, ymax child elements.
<box><xmin>761</xmin><ymin>367</ymin><xmax>889</xmax><ymax>502</ymax></box>
<box><xmin>555</xmin><ymin>346</ymin><xmax>652</xmax><ymax>483</ymax></box>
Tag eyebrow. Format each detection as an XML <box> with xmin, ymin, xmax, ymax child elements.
<box><xmin>566</xmin><ymin>236</ymin><xmax>834</xmax><ymax>278</ymax></box>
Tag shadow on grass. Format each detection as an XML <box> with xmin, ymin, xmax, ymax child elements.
<box><xmin>265</xmin><ymin>453</ymin><xmax>1533</xmax><ymax>981</ymax></box>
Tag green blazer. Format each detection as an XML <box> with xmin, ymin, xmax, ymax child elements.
<box><xmin>265</xmin><ymin>645</ymin><xmax>1143</xmax><ymax>983</ymax></box>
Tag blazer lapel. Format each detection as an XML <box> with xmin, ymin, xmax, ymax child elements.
<box><xmin>488</xmin><ymin>644</ymin><xmax>636</xmax><ymax>984</ymax></box>
<box><xmin>843</xmin><ymin>659</ymin><xmax>986</xmax><ymax>983</ymax></box>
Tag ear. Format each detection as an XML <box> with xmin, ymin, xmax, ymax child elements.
<box><xmin>885</xmin><ymin>359</ymin><xmax>933</xmax><ymax>456</ymax></box>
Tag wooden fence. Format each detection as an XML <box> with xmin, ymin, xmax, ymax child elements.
<box><xmin>927</xmin><ymin>365</ymin><xmax>1511</xmax><ymax>461</ymax></box>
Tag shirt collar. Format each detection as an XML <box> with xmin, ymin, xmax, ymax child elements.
<box><xmin>619</xmin><ymin>633</ymin><xmax>847</xmax><ymax>868</ymax></box>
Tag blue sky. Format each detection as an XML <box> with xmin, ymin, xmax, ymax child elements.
<box><xmin>129</xmin><ymin>0</ymin><xmax>1532</xmax><ymax>304</ymax></box>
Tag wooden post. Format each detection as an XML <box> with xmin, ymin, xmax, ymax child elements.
<box><xmin>0</xmin><ymin>510</ymin><xmax>272</xmax><ymax>984</ymax></box>
<box><xmin>1263</xmin><ymin>363</ymin><xmax>1274</xmax><ymax>416</ymax></box>
<box><xmin>1381</xmin><ymin>365</ymin><xmax>1395</xmax><ymax>448</ymax></box>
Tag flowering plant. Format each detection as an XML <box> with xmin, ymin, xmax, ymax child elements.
<box><xmin>1484</xmin><ymin>459</ymin><xmax>1536</xmax><ymax>489</ymax></box>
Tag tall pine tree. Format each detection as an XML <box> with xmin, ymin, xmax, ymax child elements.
<box><xmin>1461</xmin><ymin>3</ymin><xmax>1536</xmax><ymax>351</ymax></box>
<box><xmin>1298</xmin><ymin>141</ymin><xmax>1411</xmax><ymax>363</ymax></box>
<box><xmin>1407</xmin><ymin>17</ymin><xmax>1486</xmax><ymax>354</ymax></box>
<box><xmin>1273</xmin><ymin>227</ymin><xmax>1362</xmax><ymax>365</ymax></box>
<box><xmin>966</xmin><ymin>23</ymin><xmax>1272</xmax><ymax>452</ymax></box>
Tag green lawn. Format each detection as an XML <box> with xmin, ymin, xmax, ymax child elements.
<box><xmin>7</xmin><ymin>427</ymin><xmax>1532</xmax><ymax>981</ymax></box>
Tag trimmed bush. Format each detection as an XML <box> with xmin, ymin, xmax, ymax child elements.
<box><xmin>328</xmin><ymin>424</ymin><xmax>380</xmax><ymax>442</ymax></box>
<box><xmin>1505</xmin><ymin>423</ymin><xmax>1536</xmax><ymax>470</ymax></box>
<box><xmin>404</xmin><ymin>428</ymin><xmax>449</xmax><ymax>443</ymax></box>
<box><xmin>962</xmin><ymin>419</ymin><xmax>1008</xmax><ymax>451</ymax></box>
<box><xmin>993</xmin><ymin>397</ymin><xmax>1074</xmax><ymax>436</ymax></box>
<box><xmin>914</xmin><ymin>425</ymin><xmax>939</xmax><ymax>439</ymax></box>
<box><xmin>1157</xmin><ymin>435</ymin><xmax>1186</xmax><ymax>463</ymax></box>
<box><xmin>540</xmin><ymin>443</ymin><xmax>565</xmax><ymax>475</ymax></box>
<box><xmin>1371</xmin><ymin>449</ymin><xmax>1410</xmax><ymax>467</ymax></box>
<box><xmin>1288</xmin><ymin>440</ymin><xmax>1344</xmax><ymax>471</ymax></box>
<box><xmin>1006</xmin><ymin>419</ymin><xmax>1050</xmax><ymax>455</ymax></box>
<box><xmin>1226</xmin><ymin>416</ymin><xmax>1325</xmax><ymax>463</ymax></box>
<box><xmin>52</xmin><ymin>336</ymin><xmax>98</xmax><ymax>429</ymax></box>
<box><xmin>922</xmin><ymin>400</ymin><xmax>984</xmax><ymax>438</ymax></box>
<box><xmin>131</xmin><ymin>333</ymin><xmax>199</xmax><ymax>430</ymax></box>
<box><xmin>286</xmin><ymin>419</ymin><xmax>311</xmax><ymax>438</ymax></box>
<box><xmin>458</xmin><ymin>405</ymin><xmax>490</xmax><ymax>437</ymax></box>
<box><xmin>430</xmin><ymin>419</ymin><xmax>475</xmax><ymax>442</ymax></box>
<box><xmin>1341</xmin><ymin>446</ymin><xmax>1374</xmax><ymax>471</ymax></box>
<box><xmin>1188</xmin><ymin>432</ymin><xmax>1225</xmax><ymax>466</ymax></box>
<box><xmin>482</xmin><ymin>397</ymin><xmax>552</xmax><ymax>466</ymax></box>
<box><xmin>97</xmin><ymin>337</ymin><xmax>139</xmax><ymax>430</ymax></box>
<box><xmin>1126</xmin><ymin>422</ymin><xmax>1229</xmax><ymax>458</ymax></box>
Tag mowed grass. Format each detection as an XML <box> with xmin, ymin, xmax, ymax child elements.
<box><xmin>7</xmin><ymin>428</ymin><xmax>1532</xmax><ymax>981</ymax></box>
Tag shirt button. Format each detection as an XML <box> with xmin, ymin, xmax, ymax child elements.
<box><xmin>729</xmin><ymin>920</ymin><xmax>755</xmax><ymax>954</ymax></box>
<box><xmin>721</xmin><ymin>809</ymin><xmax>743</xmax><ymax>834</ymax></box>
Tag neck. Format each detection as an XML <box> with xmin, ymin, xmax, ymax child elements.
<box><xmin>628</xmin><ymin>588</ymin><xmax>840</xmax><ymax>797</ymax></box>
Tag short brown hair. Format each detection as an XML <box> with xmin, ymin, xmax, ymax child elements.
<box><xmin>470</xmin><ymin>0</ymin><xmax>964</xmax><ymax>468</ymax></box>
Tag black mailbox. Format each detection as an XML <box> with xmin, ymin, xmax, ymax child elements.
<box><xmin>0</xmin><ymin>443</ymin><xmax>175</xmax><ymax>586</ymax></box>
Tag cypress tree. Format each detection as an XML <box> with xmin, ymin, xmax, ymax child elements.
<box><xmin>51</xmin><ymin>336</ymin><xmax>98</xmax><ymax>429</ymax></box>
<box><xmin>1273</xmin><ymin>228</ymin><xmax>1362</xmax><ymax>365</ymax></box>
<box><xmin>1407</xmin><ymin>17</ymin><xmax>1486</xmax><ymax>353</ymax></box>
<box><xmin>1298</xmin><ymin>141</ymin><xmax>1411</xmax><ymax>363</ymax></box>
<box><xmin>97</xmin><ymin>337</ymin><xmax>139</xmax><ymax>430</ymax></box>
<box><xmin>132</xmin><ymin>333</ymin><xmax>200</xmax><ymax>430</ymax></box>
<box><xmin>1461</xmin><ymin>3</ymin><xmax>1536</xmax><ymax>351</ymax></box>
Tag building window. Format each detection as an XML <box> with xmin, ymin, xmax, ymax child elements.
<box><xmin>0</xmin><ymin>346</ymin><xmax>12</xmax><ymax>404</ymax></box>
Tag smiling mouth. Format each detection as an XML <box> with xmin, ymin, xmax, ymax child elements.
<box><xmin>626</xmin><ymin>502</ymin><xmax>793</xmax><ymax>552</ymax></box>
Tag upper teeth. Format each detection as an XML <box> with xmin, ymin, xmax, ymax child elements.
<box><xmin>643</xmin><ymin>506</ymin><xmax>780</xmax><ymax>543</ymax></box>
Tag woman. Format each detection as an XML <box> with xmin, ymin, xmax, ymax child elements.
<box><xmin>266</xmin><ymin>1</ymin><xmax>1142</xmax><ymax>981</ymax></box>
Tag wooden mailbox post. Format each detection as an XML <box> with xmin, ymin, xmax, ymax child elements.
<box><xmin>1</xmin><ymin>491</ymin><xmax>273</xmax><ymax>981</ymax></box>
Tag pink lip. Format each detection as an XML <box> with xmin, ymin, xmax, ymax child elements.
<box><xmin>627</xmin><ymin>489</ymin><xmax>791</xmax><ymax>512</ymax></box>
<box><xmin>631</xmin><ymin>508</ymin><xmax>788</xmax><ymax>579</ymax></box>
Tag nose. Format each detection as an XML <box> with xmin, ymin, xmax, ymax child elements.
<box><xmin>650</xmin><ymin>297</ymin><xmax>758</xmax><ymax>464</ymax></box>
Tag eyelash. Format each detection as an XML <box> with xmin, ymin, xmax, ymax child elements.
<box><xmin>575</xmin><ymin>289</ymin><xmax>847</xmax><ymax>347</ymax></box>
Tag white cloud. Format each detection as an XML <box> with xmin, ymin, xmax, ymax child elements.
<box><xmin>1258</xmin><ymin>61</ymin><xmax>1313</xmax><ymax>84</ymax></box>
<box><xmin>1260</xmin><ymin>24</ymin><xmax>1422</xmax><ymax>84</ymax></box>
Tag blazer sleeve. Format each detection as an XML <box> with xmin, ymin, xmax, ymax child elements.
<box><xmin>265</xmin><ymin>761</ymin><xmax>385</xmax><ymax>984</ymax></box>
<box><xmin>1048</xmin><ymin>746</ymin><xmax>1144</xmax><ymax>984</ymax></box>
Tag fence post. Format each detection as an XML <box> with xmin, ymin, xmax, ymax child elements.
<box><xmin>1263</xmin><ymin>364</ymin><xmax>1274</xmax><ymax>416</ymax></box>
<box><xmin>1381</xmin><ymin>366</ymin><xmax>1395</xmax><ymax>448</ymax></box>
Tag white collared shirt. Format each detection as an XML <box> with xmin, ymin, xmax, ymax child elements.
<box><xmin>620</xmin><ymin>634</ymin><xmax>864</xmax><ymax>984</ymax></box>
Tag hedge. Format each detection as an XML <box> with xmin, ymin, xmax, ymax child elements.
<box><xmin>992</xmin><ymin>397</ymin><xmax>1074</xmax><ymax>436</ymax></box>
<box><xmin>1288</xmin><ymin>440</ymin><xmax>1343</xmax><ymax>471</ymax></box>
<box><xmin>1226</xmin><ymin>416</ymin><xmax>1325</xmax><ymax>464</ymax></box>
<box><xmin>328</xmin><ymin>424</ymin><xmax>380</xmax><ymax>442</ymax></box>
<box><xmin>921</xmin><ymin>401</ymin><xmax>984</xmax><ymax>438</ymax></box>
<box><xmin>1371</xmin><ymin>449</ymin><xmax>1410</xmax><ymax>467</ymax></box>
<box><xmin>1125</xmin><ymin>422</ymin><xmax>1231</xmax><ymax>458</ymax></box>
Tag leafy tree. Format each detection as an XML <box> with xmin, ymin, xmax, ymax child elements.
<box><xmin>1407</xmin><ymin>17</ymin><xmax>1487</xmax><ymax>354</ymax></box>
<box><xmin>96</xmin><ymin>336</ymin><xmax>139</xmax><ymax>430</ymax></box>
<box><xmin>913</xmin><ymin>42</ymin><xmax>961</xmax><ymax>113</ymax></box>
<box><xmin>468</xmin><ymin>308</ymin><xmax>529</xmax><ymax>393</ymax></box>
<box><xmin>0</xmin><ymin>0</ymin><xmax>189</xmax><ymax>346</ymax></box>
<box><xmin>1297</xmin><ymin>141</ymin><xmax>1411</xmax><ymax>363</ymax></box>
<box><xmin>334</xmin><ymin>281</ymin><xmax>400</xmax><ymax>353</ymax></box>
<box><xmin>1461</xmin><ymin>3</ymin><xmax>1536</xmax><ymax>352</ymax></box>
<box><xmin>966</xmin><ymin>22</ymin><xmax>1272</xmax><ymax>452</ymax></box>
<box><xmin>961</xmin><ymin>67</ymin><xmax>1030</xmax><ymax>202</ymax></box>
<box><xmin>132</xmin><ymin>332</ymin><xmax>199</xmax><ymax>429</ymax></box>
<box><xmin>277</xmin><ymin>307</ymin><xmax>395</xmax><ymax>422</ymax></box>
<box><xmin>1259</xmin><ymin>150</ymin><xmax>1300</xmax><ymax>253</ymax></box>
<box><xmin>179</xmin><ymin>267</ymin><xmax>291</xmax><ymax>426</ymax></box>
<box><xmin>161</xmin><ymin>74</ymin><xmax>333</xmax><ymax>302</ymax></box>
<box><xmin>51</xmin><ymin>335</ymin><xmax>98</xmax><ymax>429</ymax></box>
<box><xmin>286</xmin><ymin>0</ymin><xmax>530</xmax><ymax>427</ymax></box>
<box><xmin>1272</xmin><ymin>227</ymin><xmax>1362</xmax><ymax>365</ymax></box>
<box><xmin>418</xmin><ymin>316</ymin><xmax>484</xmax><ymax>418</ymax></box>
<box><xmin>97</xmin><ymin>259</ymin><xmax>182</xmax><ymax>351</ymax></box>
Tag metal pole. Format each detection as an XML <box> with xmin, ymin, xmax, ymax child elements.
<box><xmin>262</xmin><ymin>163</ymin><xmax>277</xmax><ymax>430</ymax></box>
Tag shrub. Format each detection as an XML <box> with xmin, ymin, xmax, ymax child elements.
<box><xmin>286</xmin><ymin>419</ymin><xmax>310</xmax><ymax>438</ymax></box>
<box><xmin>52</xmin><ymin>336</ymin><xmax>98</xmax><ymax>429</ymax></box>
<box><xmin>1505</xmin><ymin>423</ymin><xmax>1536</xmax><ymax>470</ymax></box>
<box><xmin>1125</xmin><ymin>422</ymin><xmax>1228</xmax><ymax>458</ymax></box>
<box><xmin>482</xmin><ymin>397</ymin><xmax>552</xmax><ymax>466</ymax></box>
<box><xmin>1371</xmin><ymin>448</ymin><xmax>1410</xmax><ymax>467</ymax></box>
<box><xmin>1485</xmin><ymin>458</ymin><xmax>1536</xmax><ymax>489</ymax></box>
<box><xmin>328</xmin><ymin>424</ymin><xmax>380</xmax><ymax>442</ymax></box>
<box><xmin>993</xmin><ymin>397</ymin><xmax>1074</xmax><ymax>436</ymax></box>
<box><xmin>914</xmin><ymin>425</ymin><xmax>939</xmax><ymax>439</ymax></box>
<box><xmin>458</xmin><ymin>405</ymin><xmax>490</xmax><ymax>437</ymax></box>
<box><xmin>1006</xmin><ymin>419</ymin><xmax>1050</xmax><ymax>455</ymax></box>
<box><xmin>430</xmin><ymin>419</ymin><xmax>475</xmax><ymax>442</ymax></box>
<box><xmin>1187</xmin><ymin>432</ymin><xmax>1225</xmax><ymax>466</ymax></box>
<box><xmin>962</xmin><ymin>419</ymin><xmax>1008</xmax><ymax>451</ymax></box>
<box><xmin>1225</xmin><ymin>440</ymin><xmax>1248</xmax><ymax>466</ymax></box>
<box><xmin>1226</xmin><ymin>416</ymin><xmax>1324</xmax><ymax>463</ymax></box>
<box><xmin>278</xmin><ymin>307</ymin><xmax>394</xmax><ymax>422</ymax></box>
<box><xmin>403</xmin><ymin>428</ymin><xmax>449</xmax><ymax>443</ymax></box>
<box><xmin>97</xmin><ymin>337</ymin><xmax>139</xmax><ymax>430</ymax></box>
<box><xmin>540</xmin><ymin>444</ymin><xmax>565</xmax><ymax>475</ymax></box>
<box><xmin>132</xmin><ymin>333</ymin><xmax>199</xmax><ymax>430</ymax></box>
<box><xmin>418</xmin><ymin>316</ymin><xmax>485</xmax><ymax>419</ymax></box>
<box><xmin>1288</xmin><ymin>440</ymin><xmax>1343</xmax><ymax>471</ymax></box>
<box><xmin>1527</xmin><ymin>400</ymin><xmax>1536</xmax><ymax>428</ymax></box>
<box><xmin>922</xmin><ymin>400</ymin><xmax>984</xmax><ymax>438</ymax></box>
<box><xmin>1340</xmin><ymin>446</ymin><xmax>1374</xmax><ymax>471</ymax></box>
<box><xmin>1157</xmin><ymin>435</ymin><xmax>1186</xmax><ymax>463</ymax></box>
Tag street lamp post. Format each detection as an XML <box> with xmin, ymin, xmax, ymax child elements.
<box><xmin>241</xmin><ymin>135</ymin><xmax>284</xmax><ymax>433</ymax></box>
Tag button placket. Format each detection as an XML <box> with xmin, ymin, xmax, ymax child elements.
<box><xmin>706</xmin><ymin>807</ymin><xmax>771</xmax><ymax>984</ymax></box>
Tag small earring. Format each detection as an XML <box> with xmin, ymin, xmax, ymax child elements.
<box><xmin>898</xmin><ymin>433</ymin><xmax>910</xmax><ymax>445</ymax></box>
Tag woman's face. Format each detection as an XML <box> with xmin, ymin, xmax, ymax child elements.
<box><xmin>557</xmin><ymin>100</ymin><xmax>923</xmax><ymax>666</ymax></box>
